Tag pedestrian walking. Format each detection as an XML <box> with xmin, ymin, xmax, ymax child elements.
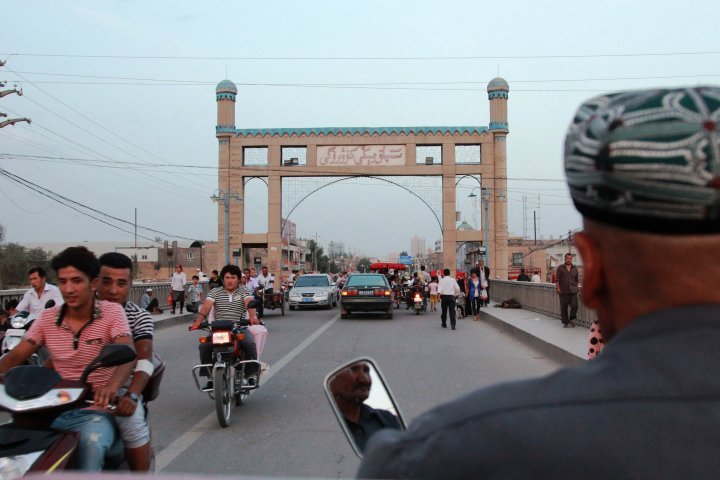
<box><xmin>468</xmin><ymin>271</ymin><xmax>482</xmax><ymax>319</ymax></box>
<box><xmin>437</xmin><ymin>268</ymin><xmax>460</xmax><ymax>330</ymax></box>
<box><xmin>555</xmin><ymin>253</ymin><xmax>579</xmax><ymax>327</ymax></box>
<box><xmin>428</xmin><ymin>277</ymin><xmax>439</xmax><ymax>311</ymax></box>
<box><xmin>170</xmin><ymin>264</ymin><xmax>187</xmax><ymax>314</ymax></box>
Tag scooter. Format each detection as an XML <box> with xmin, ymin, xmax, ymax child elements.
<box><xmin>412</xmin><ymin>291</ymin><xmax>424</xmax><ymax>315</ymax></box>
<box><xmin>1</xmin><ymin>300</ymin><xmax>56</xmax><ymax>365</ymax></box>
<box><xmin>0</xmin><ymin>344</ymin><xmax>163</xmax><ymax>476</ymax></box>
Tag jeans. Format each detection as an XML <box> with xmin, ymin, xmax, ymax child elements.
<box><xmin>51</xmin><ymin>408</ymin><xmax>116</xmax><ymax>471</ymax></box>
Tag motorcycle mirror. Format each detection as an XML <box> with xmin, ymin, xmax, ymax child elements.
<box><xmin>247</xmin><ymin>299</ymin><xmax>262</xmax><ymax>309</ymax></box>
<box><xmin>80</xmin><ymin>344</ymin><xmax>136</xmax><ymax>384</ymax></box>
<box><xmin>44</xmin><ymin>299</ymin><xmax>55</xmax><ymax>308</ymax></box>
<box><xmin>323</xmin><ymin>358</ymin><xmax>406</xmax><ymax>458</ymax></box>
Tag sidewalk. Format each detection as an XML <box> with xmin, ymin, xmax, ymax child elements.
<box><xmin>150</xmin><ymin>311</ymin><xmax>195</xmax><ymax>330</ymax></box>
<box><xmin>477</xmin><ymin>305</ymin><xmax>588</xmax><ymax>366</ymax></box>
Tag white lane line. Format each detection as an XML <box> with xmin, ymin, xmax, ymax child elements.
<box><xmin>156</xmin><ymin>313</ymin><xmax>340</xmax><ymax>472</ymax></box>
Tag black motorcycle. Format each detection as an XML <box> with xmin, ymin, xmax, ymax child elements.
<box><xmin>190</xmin><ymin>319</ymin><xmax>261</xmax><ymax>428</ymax></box>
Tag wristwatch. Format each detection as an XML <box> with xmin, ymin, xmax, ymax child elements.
<box><xmin>124</xmin><ymin>392</ymin><xmax>139</xmax><ymax>402</ymax></box>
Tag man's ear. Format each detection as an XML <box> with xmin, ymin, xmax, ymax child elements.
<box><xmin>574</xmin><ymin>231</ymin><xmax>605</xmax><ymax>310</ymax></box>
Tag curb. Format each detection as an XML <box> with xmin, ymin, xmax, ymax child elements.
<box><xmin>480</xmin><ymin>309</ymin><xmax>585</xmax><ymax>367</ymax></box>
<box><xmin>152</xmin><ymin>313</ymin><xmax>195</xmax><ymax>330</ymax></box>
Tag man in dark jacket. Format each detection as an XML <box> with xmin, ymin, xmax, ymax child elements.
<box><xmin>358</xmin><ymin>86</ymin><xmax>720</xmax><ymax>479</ymax></box>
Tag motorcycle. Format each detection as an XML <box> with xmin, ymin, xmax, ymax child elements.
<box><xmin>391</xmin><ymin>285</ymin><xmax>403</xmax><ymax>309</ymax></box>
<box><xmin>1</xmin><ymin>300</ymin><xmax>56</xmax><ymax>365</ymax></box>
<box><xmin>406</xmin><ymin>285</ymin><xmax>426</xmax><ymax>315</ymax></box>
<box><xmin>190</xmin><ymin>318</ymin><xmax>262</xmax><ymax>428</ymax></box>
<box><xmin>0</xmin><ymin>344</ymin><xmax>165</xmax><ymax>476</ymax></box>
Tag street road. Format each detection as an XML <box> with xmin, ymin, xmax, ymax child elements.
<box><xmin>150</xmin><ymin>304</ymin><xmax>565</xmax><ymax>478</ymax></box>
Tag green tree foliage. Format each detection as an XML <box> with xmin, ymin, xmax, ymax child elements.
<box><xmin>356</xmin><ymin>257</ymin><xmax>371</xmax><ymax>273</ymax></box>
<box><xmin>0</xmin><ymin>243</ymin><xmax>52</xmax><ymax>288</ymax></box>
<box><xmin>399</xmin><ymin>250</ymin><xmax>409</xmax><ymax>257</ymax></box>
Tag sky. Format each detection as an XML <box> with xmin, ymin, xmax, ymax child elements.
<box><xmin>1</xmin><ymin>0</ymin><xmax>719</xmax><ymax>258</ymax></box>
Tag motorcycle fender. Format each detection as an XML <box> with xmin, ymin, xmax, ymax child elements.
<box><xmin>27</xmin><ymin>431</ymin><xmax>80</xmax><ymax>473</ymax></box>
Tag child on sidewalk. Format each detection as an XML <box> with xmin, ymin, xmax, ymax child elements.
<box><xmin>428</xmin><ymin>277</ymin><xmax>439</xmax><ymax>312</ymax></box>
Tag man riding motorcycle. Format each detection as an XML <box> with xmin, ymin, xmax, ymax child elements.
<box><xmin>96</xmin><ymin>252</ymin><xmax>156</xmax><ymax>471</ymax></box>
<box><xmin>0</xmin><ymin>246</ymin><xmax>135</xmax><ymax>472</ymax></box>
<box><xmin>190</xmin><ymin>264</ymin><xmax>261</xmax><ymax>388</ymax></box>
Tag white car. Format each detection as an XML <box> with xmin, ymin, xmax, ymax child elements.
<box><xmin>288</xmin><ymin>274</ymin><xmax>338</xmax><ymax>310</ymax></box>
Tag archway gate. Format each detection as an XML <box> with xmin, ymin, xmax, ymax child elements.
<box><xmin>214</xmin><ymin>78</ymin><xmax>510</xmax><ymax>279</ymax></box>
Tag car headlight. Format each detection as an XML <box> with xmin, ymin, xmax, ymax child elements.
<box><xmin>289</xmin><ymin>293</ymin><xmax>301</xmax><ymax>300</ymax></box>
<box><xmin>314</xmin><ymin>292</ymin><xmax>328</xmax><ymax>298</ymax></box>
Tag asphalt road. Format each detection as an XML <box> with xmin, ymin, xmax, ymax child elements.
<box><xmin>149</xmin><ymin>303</ymin><xmax>565</xmax><ymax>478</ymax></box>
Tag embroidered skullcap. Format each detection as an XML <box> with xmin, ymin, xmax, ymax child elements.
<box><xmin>564</xmin><ymin>86</ymin><xmax>720</xmax><ymax>233</ymax></box>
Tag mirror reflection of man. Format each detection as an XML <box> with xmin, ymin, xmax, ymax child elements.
<box><xmin>330</xmin><ymin>361</ymin><xmax>400</xmax><ymax>452</ymax></box>
<box><xmin>16</xmin><ymin>267</ymin><xmax>64</xmax><ymax>314</ymax></box>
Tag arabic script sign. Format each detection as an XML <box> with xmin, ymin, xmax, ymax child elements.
<box><xmin>317</xmin><ymin>145</ymin><xmax>406</xmax><ymax>167</ymax></box>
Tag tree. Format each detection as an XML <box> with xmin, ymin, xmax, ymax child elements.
<box><xmin>399</xmin><ymin>251</ymin><xmax>409</xmax><ymax>257</ymax></box>
<box><xmin>0</xmin><ymin>223</ymin><xmax>5</xmax><ymax>243</ymax></box>
<box><xmin>356</xmin><ymin>257</ymin><xmax>371</xmax><ymax>273</ymax></box>
<box><xmin>0</xmin><ymin>243</ymin><xmax>27</xmax><ymax>288</ymax></box>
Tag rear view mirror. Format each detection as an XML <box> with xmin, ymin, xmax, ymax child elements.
<box><xmin>80</xmin><ymin>344</ymin><xmax>136</xmax><ymax>383</ymax></box>
<box><xmin>324</xmin><ymin>358</ymin><xmax>405</xmax><ymax>458</ymax></box>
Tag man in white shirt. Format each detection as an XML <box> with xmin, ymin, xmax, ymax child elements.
<box><xmin>437</xmin><ymin>268</ymin><xmax>460</xmax><ymax>330</ymax></box>
<box><xmin>16</xmin><ymin>267</ymin><xmax>64</xmax><ymax>314</ymax></box>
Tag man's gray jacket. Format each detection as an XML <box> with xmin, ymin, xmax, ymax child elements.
<box><xmin>358</xmin><ymin>305</ymin><xmax>720</xmax><ymax>479</ymax></box>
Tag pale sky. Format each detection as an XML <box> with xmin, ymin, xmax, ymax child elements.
<box><xmin>2</xmin><ymin>0</ymin><xmax>718</xmax><ymax>258</ymax></box>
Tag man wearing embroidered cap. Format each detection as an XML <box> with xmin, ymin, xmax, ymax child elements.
<box><xmin>358</xmin><ymin>87</ymin><xmax>720</xmax><ymax>479</ymax></box>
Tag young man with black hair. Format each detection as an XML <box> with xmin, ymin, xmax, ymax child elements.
<box><xmin>0</xmin><ymin>246</ymin><xmax>134</xmax><ymax>471</ymax></box>
<box><xmin>97</xmin><ymin>252</ymin><xmax>155</xmax><ymax>471</ymax></box>
<box><xmin>190</xmin><ymin>264</ymin><xmax>262</xmax><ymax>388</ymax></box>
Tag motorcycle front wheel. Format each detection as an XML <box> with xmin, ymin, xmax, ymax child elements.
<box><xmin>214</xmin><ymin>366</ymin><xmax>233</xmax><ymax>427</ymax></box>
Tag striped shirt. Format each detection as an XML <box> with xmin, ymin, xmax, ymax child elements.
<box><xmin>124</xmin><ymin>301</ymin><xmax>154</xmax><ymax>341</ymax></box>
<box><xmin>208</xmin><ymin>286</ymin><xmax>252</xmax><ymax>322</ymax></box>
<box><xmin>25</xmin><ymin>300</ymin><xmax>131</xmax><ymax>391</ymax></box>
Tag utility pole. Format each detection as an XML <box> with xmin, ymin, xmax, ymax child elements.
<box><xmin>134</xmin><ymin>208</ymin><xmax>137</xmax><ymax>248</ymax></box>
<box><xmin>533</xmin><ymin>211</ymin><xmax>537</xmax><ymax>245</ymax></box>
<box><xmin>568</xmin><ymin>230</ymin><xmax>573</xmax><ymax>254</ymax></box>
<box><xmin>0</xmin><ymin>61</ymin><xmax>32</xmax><ymax>127</ymax></box>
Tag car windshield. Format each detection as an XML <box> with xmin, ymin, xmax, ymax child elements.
<box><xmin>345</xmin><ymin>275</ymin><xmax>387</xmax><ymax>287</ymax></box>
<box><xmin>294</xmin><ymin>276</ymin><xmax>329</xmax><ymax>287</ymax></box>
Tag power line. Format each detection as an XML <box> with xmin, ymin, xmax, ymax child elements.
<box><xmin>4</xmin><ymin>50</ymin><xmax>720</xmax><ymax>61</ymax></box>
<box><xmin>0</xmin><ymin>167</ymin><xmax>198</xmax><ymax>242</ymax></box>
<box><xmin>4</xmin><ymin>66</ymin><xmax>212</xmax><ymax>194</ymax></box>
<box><xmin>8</xmin><ymin>69</ymin><xmax>720</xmax><ymax>86</ymax></box>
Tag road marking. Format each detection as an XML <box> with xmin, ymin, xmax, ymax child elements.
<box><xmin>156</xmin><ymin>313</ymin><xmax>339</xmax><ymax>472</ymax></box>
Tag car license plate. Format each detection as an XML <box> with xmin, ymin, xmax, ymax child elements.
<box><xmin>359</xmin><ymin>290</ymin><xmax>374</xmax><ymax>295</ymax></box>
<box><xmin>302</xmin><ymin>297</ymin><xmax>314</xmax><ymax>302</ymax></box>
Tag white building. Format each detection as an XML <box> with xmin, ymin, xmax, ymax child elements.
<box><xmin>410</xmin><ymin>236</ymin><xmax>425</xmax><ymax>257</ymax></box>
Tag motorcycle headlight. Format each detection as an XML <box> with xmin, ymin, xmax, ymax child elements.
<box><xmin>212</xmin><ymin>332</ymin><xmax>232</xmax><ymax>344</ymax></box>
<box><xmin>10</xmin><ymin>318</ymin><xmax>26</xmax><ymax>329</ymax></box>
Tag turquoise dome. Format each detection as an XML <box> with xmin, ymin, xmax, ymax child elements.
<box><xmin>487</xmin><ymin>77</ymin><xmax>509</xmax><ymax>92</ymax></box>
<box><xmin>216</xmin><ymin>80</ymin><xmax>237</xmax><ymax>94</ymax></box>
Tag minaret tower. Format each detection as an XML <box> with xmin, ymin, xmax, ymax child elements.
<box><xmin>215</xmin><ymin>80</ymin><xmax>239</xmax><ymax>267</ymax></box>
<box><xmin>487</xmin><ymin>77</ymin><xmax>509</xmax><ymax>280</ymax></box>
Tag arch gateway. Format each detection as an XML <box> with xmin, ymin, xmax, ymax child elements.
<box><xmin>214</xmin><ymin>77</ymin><xmax>509</xmax><ymax>279</ymax></box>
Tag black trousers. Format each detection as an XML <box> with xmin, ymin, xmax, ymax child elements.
<box><xmin>171</xmin><ymin>290</ymin><xmax>185</xmax><ymax>313</ymax></box>
<box><xmin>199</xmin><ymin>332</ymin><xmax>258</xmax><ymax>376</ymax></box>
<box><xmin>440</xmin><ymin>295</ymin><xmax>456</xmax><ymax>328</ymax></box>
<box><xmin>559</xmin><ymin>293</ymin><xmax>578</xmax><ymax>325</ymax></box>
<box><xmin>145</xmin><ymin>298</ymin><xmax>159</xmax><ymax>313</ymax></box>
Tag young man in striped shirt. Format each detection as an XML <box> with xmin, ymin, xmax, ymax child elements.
<box><xmin>97</xmin><ymin>252</ymin><xmax>155</xmax><ymax>471</ymax></box>
<box><xmin>0</xmin><ymin>247</ymin><xmax>134</xmax><ymax>471</ymax></box>
<box><xmin>190</xmin><ymin>264</ymin><xmax>261</xmax><ymax>388</ymax></box>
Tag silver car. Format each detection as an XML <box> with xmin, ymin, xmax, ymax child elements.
<box><xmin>288</xmin><ymin>274</ymin><xmax>338</xmax><ymax>310</ymax></box>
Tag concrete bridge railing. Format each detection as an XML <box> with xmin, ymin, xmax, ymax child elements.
<box><xmin>1</xmin><ymin>282</ymin><xmax>210</xmax><ymax>313</ymax></box>
<box><xmin>488</xmin><ymin>280</ymin><xmax>597</xmax><ymax>328</ymax></box>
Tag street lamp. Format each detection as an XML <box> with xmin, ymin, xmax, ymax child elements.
<box><xmin>211</xmin><ymin>190</ymin><xmax>242</xmax><ymax>265</ymax></box>
<box><xmin>468</xmin><ymin>187</ymin><xmax>481</xmax><ymax>229</ymax></box>
<box><xmin>468</xmin><ymin>187</ymin><xmax>491</xmax><ymax>267</ymax></box>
